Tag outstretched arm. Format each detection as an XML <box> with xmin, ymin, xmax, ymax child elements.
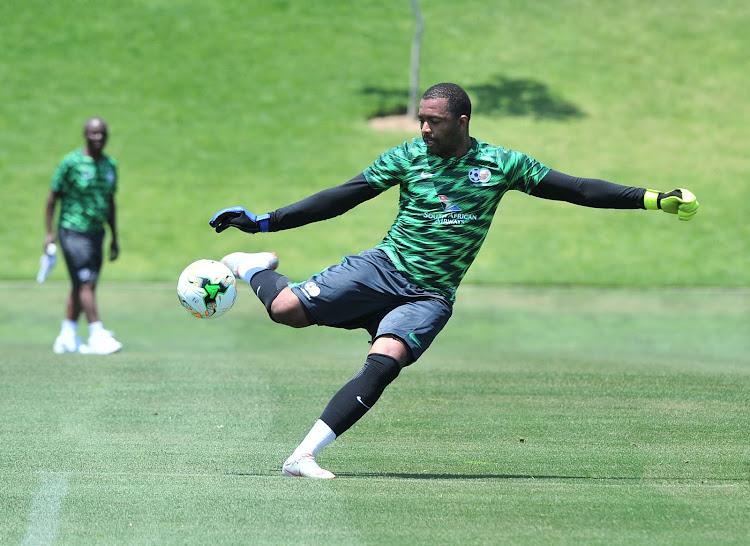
<box><xmin>210</xmin><ymin>173</ymin><xmax>381</xmax><ymax>233</ymax></box>
<box><xmin>531</xmin><ymin>169</ymin><xmax>645</xmax><ymax>208</ymax></box>
<box><xmin>270</xmin><ymin>173</ymin><xmax>381</xmax><ymax>230</ymax></box>
<box><xmin>531</xmin><ymin>169</ymin><xmax>698</xmax><ymax>220</ymax></box>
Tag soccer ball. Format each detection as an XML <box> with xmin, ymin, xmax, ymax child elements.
<box><xmin>177</xmin><ymin>259</ymin><xmax>237</xmax><ymax>319</ymax></box>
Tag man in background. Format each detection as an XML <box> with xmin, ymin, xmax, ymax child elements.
<box><xmin>44</xmin><ymin>117</ymin><xmax>122</xmax><ymax>355</ymax></box>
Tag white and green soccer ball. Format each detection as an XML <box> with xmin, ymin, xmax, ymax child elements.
<box><xmin>177</xmin><ymin>259</ymin><xmax>237</xmax><ymax>319</ymax></box>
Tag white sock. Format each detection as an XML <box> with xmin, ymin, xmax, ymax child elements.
<box><xmin>89</xmin><ymin>321</ymin><xmax>104</xmax><ymax>336</ymax></box>
<box><xmin>237</xmin><ymin>264</ymin><xmax>265</xmax><ymax>284</ymax></box>
<box><xmin>293</xmin><ymin>419</ymin><xmax>336</xmax><ymax>458</ymax></box>
<box><xmin>61</xmin><ymin>319</ymin><xmax>77</xmax><ymax>335</ymax></box>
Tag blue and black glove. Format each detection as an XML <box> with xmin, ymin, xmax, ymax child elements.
<box><xmin>209</xmin><ymin>207</ymin><xmax>271</xmax><ymax>233</ymax></box>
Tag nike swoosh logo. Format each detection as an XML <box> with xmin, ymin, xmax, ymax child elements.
<box><xmin>420</xmin><ymin>172</ymin><xmax>435</xmax><ymax>178</ymax></box>
<box><xmin>356</xmin><ymin>396</ymin><xmax>371</xmax><ymax>409</ymax></box>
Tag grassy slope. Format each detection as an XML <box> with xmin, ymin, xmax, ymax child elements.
<box><xmin>0</xmin><ymin>0</ymin><xmax>747</xmax><ymax>285</ymax></box>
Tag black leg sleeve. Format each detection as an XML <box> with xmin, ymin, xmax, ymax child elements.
<box><xmin>249</xmin><ymin>269</ymin><xmax>289</xmax><ymax>313</ymax></box>
<box><xmin>319</xmin><ymin>353</ymin><xmax>402</xmax><ymax>437</ymax></box>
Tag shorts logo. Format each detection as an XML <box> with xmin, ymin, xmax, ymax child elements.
<box><xmin>77</xmin><ymin>268</ymin><xmax>93</xmax><ymax>282</ymax></box>
<box><xmin>469</xmin><ymin>168</ymin><xmax>492</xmax><ymax>185</ymax></box>
<box><xmin>302</xmin><ymin>281</ymin><xmax>321</xmax><ymax>298</ymax></box>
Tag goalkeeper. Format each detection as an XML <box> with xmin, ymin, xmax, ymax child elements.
<box><xmin>210</xmin><ymin>82</ymin><xmax>698</xmax><ymax>479</ymax></box>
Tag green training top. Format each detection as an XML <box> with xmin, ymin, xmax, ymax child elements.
<box><xmin>51</xmin><ymin>149</ymin><xmax>118</xmax><ymax>234</ymax></box>
<box><xmin>363</xmin><ymin>137</ymin><xmax>549</xmax><ymax>301</ymax></box>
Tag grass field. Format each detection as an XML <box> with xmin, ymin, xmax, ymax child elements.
<box><xmin>1</xmin><ymin>281</ymin><xmax>748</xmax><ymax>544</ymax></box>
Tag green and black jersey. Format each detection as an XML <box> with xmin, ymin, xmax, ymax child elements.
<box><xmin>363</xmin><ymin>137</ymin><xmax>549</xmax><ymax>300</ymax></box>
<box><xmin>51</xmin><ymin>149</ymin><xmax>118</xmax><ymax>234</ymax></box>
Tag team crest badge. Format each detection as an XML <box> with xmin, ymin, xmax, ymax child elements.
<box><xmin>303</xmin><ymin>281</ymin><xmax>321</xmax><ymax>298</ymax></box>
<box><xmin>469</xmin><ymin>168</ymin><xmax>492</xmax><ymax>185</ymax></box>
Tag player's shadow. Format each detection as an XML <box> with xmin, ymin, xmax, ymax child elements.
<box><xmin>364</xmin><ymin>75</ymin><xmax>585</xmax><ymax>121</ymax></box>
<box><xmin>336</xmin><ymin>472</ymin><xmax>748</xmax><ymax>482</ymax></box>
<box><xmin>336</xmin><ymin>472</ymin><xmax>631</xmax><ymax>480</ymax></box>
<box><xmin>236</xmin><ymin>470</ymin><xmax>745</xmax><ymax>482</ymax></box>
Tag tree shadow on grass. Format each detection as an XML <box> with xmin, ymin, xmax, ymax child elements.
<box><xmin>364</xmin><ymin>74</ymin><xmax>585</xmax><ymax>121</ymax></box>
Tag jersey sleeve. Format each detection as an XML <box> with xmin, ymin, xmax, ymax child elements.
<box><xmin>109</xmin><ymin>157</ymin><xmax>118</xmax><ymax>194</ymax></box>
<box><xmin>362</xmin><ymin>141</ymin><xmax>413</xmax><ymax>191</ymax></box>
<box><xmin>499</xmin><ymin>149</ymin><xmax>550</xmax><ymax>194</ymax></box>
<box><xmin>50</xmin><ymin>155</ymin><xmax>71</xmax><ymax>193</ymax></box>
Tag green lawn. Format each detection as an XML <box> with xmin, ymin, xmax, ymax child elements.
<box><xmin>1</xmin><ymin>281</ymin><xmax>748</xmax><ymax>544</ymax></box>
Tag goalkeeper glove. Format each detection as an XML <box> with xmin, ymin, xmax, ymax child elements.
<box><xmin>209</xmin><ymin>207</ymin><xmax>271</xmax><ymax>233</ymax></box>
<box><xmin>643</xmin><ymin>188</ymin><xmax>699</xmax><ymax>221</ymax></box>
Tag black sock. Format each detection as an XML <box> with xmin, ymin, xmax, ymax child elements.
<box><xmin>249</xmin><ymin>269</ymin><xmax>289</xmax><ymax>313</ymax></box>
<box><xmin>320</xmin><ymin>353</ymin><xmax>401</xmax><ymax>437</ymax></box>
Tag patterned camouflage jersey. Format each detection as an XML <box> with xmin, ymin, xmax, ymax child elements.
<box><xmin>363</xmin><ymin>137</ymin><xmax>549</xmax><ymax>300</ymax></box>
<box><xmin>51</xmin><ymin>149</ymin><xmax>118</xmax><ymax>234</ymax></box>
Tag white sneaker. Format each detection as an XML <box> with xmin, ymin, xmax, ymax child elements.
<box><xmin>221</xmin><ymin>252</ymin><xmax>278</xmax><ymax>278</ymax></box>
<box><xmin>53</xmin><ymin>333</ymin><xmax>84</xmax><ymax>354</ymax></box>
<box><xmin>84</xmin><ymin>329</ymin><xmax>122</xmax><ymax>355</ymax></box>
<box><xmin>282</xmin><ymin>453</ymin><xmax>336</xmax><ymax>479</ymax></box>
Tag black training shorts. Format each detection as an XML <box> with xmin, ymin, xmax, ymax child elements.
<box><xmin>58</xmin><ymin>227</ymin><xmax>104</xmax><ymax>285</ymax></box>
<box><xmin>290</xmin><ymin>248</ymin><xmax>453</xmax><ymax>363</ymax></box>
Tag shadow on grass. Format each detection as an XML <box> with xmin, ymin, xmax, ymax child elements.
<box><xmin>363</xmin><ymin>74</ymin><xmax>585</xmax><ymax>120</ymax></box>
<box><xmin>336</xmin><ymin>472</ymin><xmax>631</xmax><ymax>480</ymax></box>
<box><xmin>334</xmin><ymin>473</ymin><xmax>749</xmax><ymax>483</ymax></box>
<box><xmin>237</xmin><ymin>470</ymin><xmax>745</xmax><ymax>482</ymax></box>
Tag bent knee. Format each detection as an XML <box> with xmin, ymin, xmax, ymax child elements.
<box><xmin>269</xmin><ymin>288</ymin><xmax>309</xmax><ymax>327</ymax></box>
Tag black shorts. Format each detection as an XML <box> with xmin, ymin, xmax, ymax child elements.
<box><xmin>58</xmin><ymin>227</ymin><xmax>104</xmax><ymax>285</ymax></box>
<box><xmin>290</xmin><ymin>248</ymin><xmax>453</xmax><ymax>363</ymax></box>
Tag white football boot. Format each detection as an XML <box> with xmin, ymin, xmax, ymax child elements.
<box><xmin>220</xmin><ymin>252</ymin><xmax>278</xmax><ymax>280</ymax></box>
<box><xmin>83</xmin><ymin>329</ymin><xmax>122</xmax><ymax>355</ymax></box>
<box><xmin>53</xmin><ymin>332</ymin><xmax>85</xmax><ymax>354</ymax></box>
<box><xmin>282</xmin><ymin>453</ymin><xmax>336</xmax><ymax>479</ymax></box>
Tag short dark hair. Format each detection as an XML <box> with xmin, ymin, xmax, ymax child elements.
<box><xmin>422</xmin><ymin>83</ymin><xmax>471</xmax><ymax>120</ymax></box>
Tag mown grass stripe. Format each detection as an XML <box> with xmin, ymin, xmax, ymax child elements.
<box><xmin>22</xmin><ymin>471</ymin><xmax>69</xmax><ymax>546</ymax></box>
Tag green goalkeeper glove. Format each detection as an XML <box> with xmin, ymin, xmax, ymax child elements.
<box><xmin>644</xmin><ymin>188</ymin><xmax>699</xmax><ymax>221</ymax></box>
